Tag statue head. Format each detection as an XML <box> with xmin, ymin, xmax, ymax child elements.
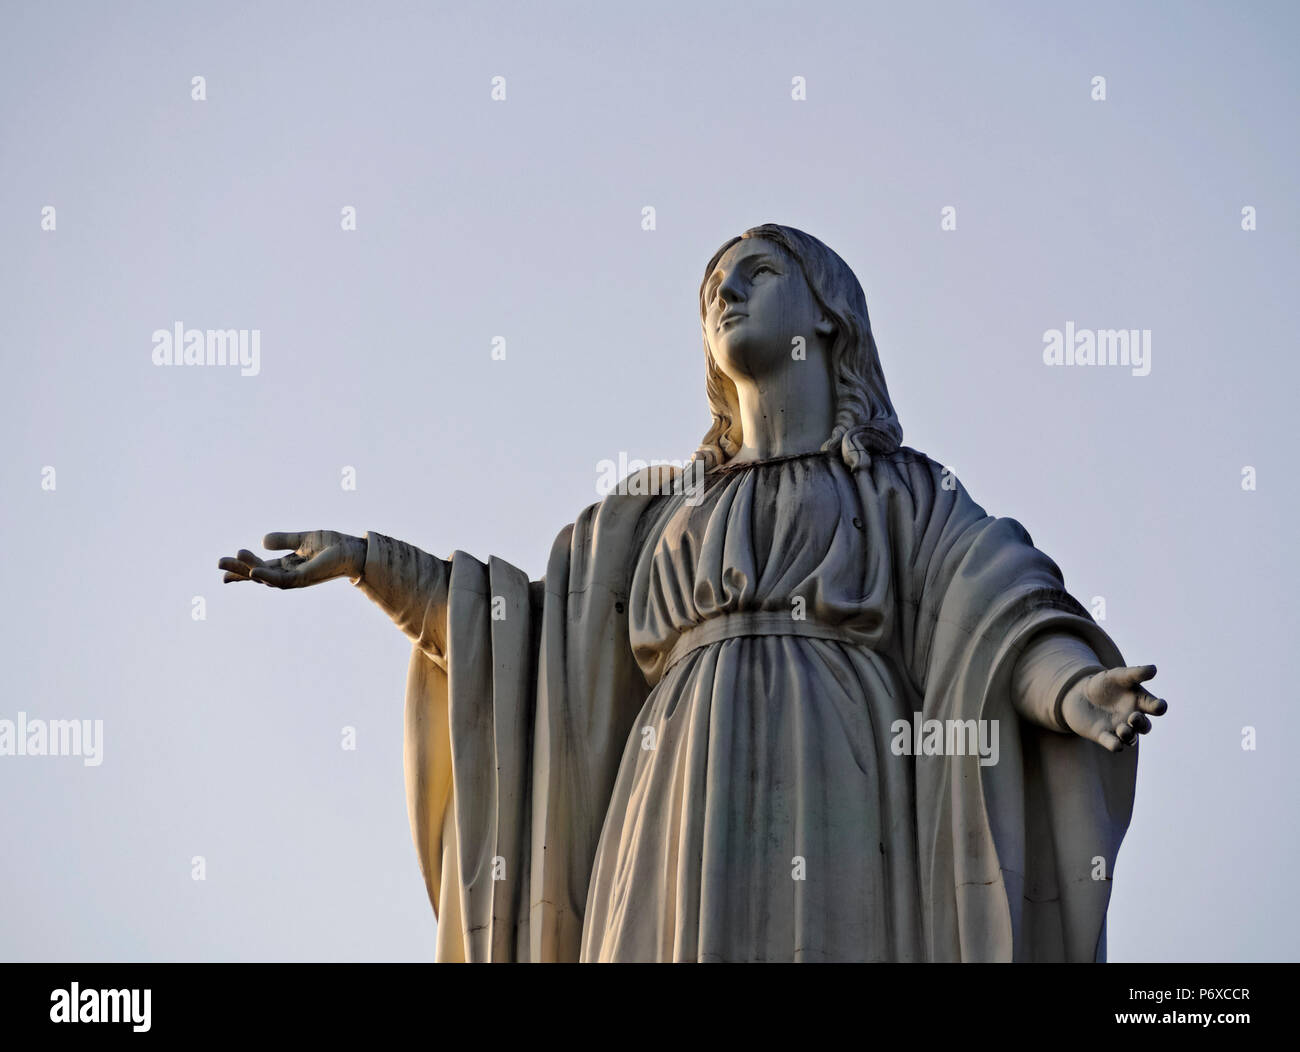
<box><xmin>692</xmin><ymin>224</ymin><xmax>902</xmax><ymax>469</ymax></box>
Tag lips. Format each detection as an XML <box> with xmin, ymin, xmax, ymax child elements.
<box><xmin>718</xmin><ymin>312</ymin><xmax>748</xmax><ymax>330</ymax></box>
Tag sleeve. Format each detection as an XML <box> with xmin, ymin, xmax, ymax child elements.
<box><xmin>352</xmin><ymin>530</ymin><xmax>452</xmax><ymax>668</ymax></box>
<box><xmin>1011</xmin><ymin>633</ymin><xmax>1107</xmax><ymax>733</ymax></box>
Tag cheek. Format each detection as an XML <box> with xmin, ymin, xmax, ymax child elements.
<box><xmin>754</xmin><ymin>280</ymin><xmax>798</xmax><ymax>319</ymax></box>
<box><xmin>771</xmin><ymin>284</ymin><xmax>820</xmax><ymax>333</ymax></box>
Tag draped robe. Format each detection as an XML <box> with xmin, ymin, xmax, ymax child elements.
<box><xmin>354</xmin><ymin>445</ymin><xmax>1138</xmax><ymax>962</ymax></box>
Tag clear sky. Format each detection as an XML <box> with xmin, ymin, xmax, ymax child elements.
<box><xmin>1</xmin><ymin>0</ymin><xmax>1296</xmax><ymax>961</ymax></box>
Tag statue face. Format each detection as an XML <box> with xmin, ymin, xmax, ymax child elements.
<box><xmin>703</xmin><ymin>237</ymin><xmax>832</xmax><ymax>382</ymax></box>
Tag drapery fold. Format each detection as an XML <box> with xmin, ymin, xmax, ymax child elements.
<box><xmin>362</xmin><ymin>488</ymin><xmax>662</xmax><ymax>961</ymax></box>
<box><xmin>865</xmin><ymin>451</ymin><xmax>1137</xmax><ymax>961</ymax></box>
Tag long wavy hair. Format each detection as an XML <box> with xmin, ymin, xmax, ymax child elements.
<box><xmin>691</xmin><ymin>224</ymin><xmax>903</xmax><ymax>471</ymax></box>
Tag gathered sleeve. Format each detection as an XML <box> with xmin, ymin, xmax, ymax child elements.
<box><xmin>352</xmin><ymin>531</ymin><xmax>452</xmax><ymax>669</ymax></box>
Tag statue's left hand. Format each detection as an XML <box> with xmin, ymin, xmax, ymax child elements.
<box><xmin>1061</xmin><ymin>665</ymin><xmax>1168</xmax><ymax>752</ymax></box>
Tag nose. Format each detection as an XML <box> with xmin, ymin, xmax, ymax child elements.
<box><xmin>716</xmin><ymin>269</ymin><xmax>745</xmax><ymax>308</ymax></box>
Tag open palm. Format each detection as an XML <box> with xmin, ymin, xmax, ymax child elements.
<box><xmin>217</xmin><ymin>530</ymin><xmax>365</xmax><ymax>589</ymax></box>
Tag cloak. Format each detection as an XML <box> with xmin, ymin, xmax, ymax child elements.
<box><xmin>355</xmin><ymin>445</ymin><xmax>1137</xmax><ymax>962</ymax></box>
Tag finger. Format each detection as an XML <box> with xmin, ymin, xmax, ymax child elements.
<box><xmin>1110</xmin><ymin>664</ymin><xmax>1157</xmax><ymax>687</ymax></box>
<box><xmin>263</xmin><ymin>532</ymin><xmax>304</xmax><ymax>552</ymax></box>
<box><xmin>1127</xmin><ymin>712</ymin><xmax>1152</xmax><ymax>734</ymax></box>
<box><xmin>236</xmin><ymin>549</ymin><xmax>266</xmax><ymax>568</ymax></box>
<box><xmin>217</xmin><ymin>557</ymin><xmax>252</xmax><ymax>576</ymax></box>
<box><xmin>223</xmin><ymin>572</ymin><xmax>252</xmax><ymax>584</ymax></box>
<box><xmin>249</xmin><ymin>566</ymin><xmax>298</xmax><ymax>589</ymax></box>
<box><xmin>1097</xmin><ymin>730</ymin><xmax>1125</xmax><ymax>753</ymax></box>
<box><xmin>247</xmin><ymin>555</ymin><xmax>305</xmax><ymax>589</ymax></box>
<box><xmin>1115</xmin><ymin>721</ymin><xmax>1137</xmax><ymax>745</ymax></box>
<box><xmin>1136</xmin><ymin>690</ymin><xmax>1168</xmax><ymax>716</ymax></box>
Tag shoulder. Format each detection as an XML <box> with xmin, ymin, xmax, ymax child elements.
<box><xmin>865</xmin><ymin>446</ymin><xmax>991</xmax><ymax>522</ymax></box>
<box><xmin>869</xmin><ymin>445</ymin><xmax>949</xmax><ymax>489</ymax></box>
<box><xmin>569</xmin><ymin>461</ymin><xmax>687</xmax><ymax>546</ymax></box>
<box><xmin>617</xmin><ymin>461</ymin><xmax>686</xmax><ymax>497</ymax></box>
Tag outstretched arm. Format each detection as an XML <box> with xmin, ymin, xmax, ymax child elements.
<box><xmin>218</xmin><ymin>530</ymin><xmax>452</xmax><ymax>663</ymax></box>
<box><xmin>1011</xmin><ymin>632</ymin><xmax>1168</xmax><ymax>752</ymax></box>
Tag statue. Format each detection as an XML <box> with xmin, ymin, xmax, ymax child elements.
<box><xmin>219</xmin><ymin>224</ymin><xmax>1166</xmax><ymax>962</ymax></box>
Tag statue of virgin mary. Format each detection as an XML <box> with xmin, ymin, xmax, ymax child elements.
<box><xmin>220</xmin><ymin>224</ymin><xmax>1166</xmax><ymax>962</ymax></box>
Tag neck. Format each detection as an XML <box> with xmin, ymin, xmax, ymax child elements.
<box><xmin>727</xmin><ymin>357</ymin><xmax>837</xmax><ymax>464</ymax></box>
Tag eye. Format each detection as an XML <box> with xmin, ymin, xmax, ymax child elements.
<box><xmin>752</xmin><ymin>263</ymin><xmax>775</xmax><ymax>277</ymax></box>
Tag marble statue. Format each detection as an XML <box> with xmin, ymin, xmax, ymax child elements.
<box><xmin>219</xmin><ymin>224</ymin><xmax>1166</xmax><ymax>962</ymax></box>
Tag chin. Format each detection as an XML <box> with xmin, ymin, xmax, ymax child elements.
<box><xmin>717</xmin><ymin>340</ymin><xmax>788</xmax><ymax>381</ymax></box>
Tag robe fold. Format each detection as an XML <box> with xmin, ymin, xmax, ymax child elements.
<box><xmin>356</xmin><ymin>445</ymin><xmax>1137</xmax><ymax>962</ymax></box>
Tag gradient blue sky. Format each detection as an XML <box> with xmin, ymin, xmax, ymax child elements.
<box><xmin>1</xmin><ymin>0</ymin><xmax>1296</xmax><ymax>961</ymax></box>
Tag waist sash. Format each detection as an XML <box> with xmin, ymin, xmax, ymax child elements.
<box><xmin>662</xmin><ymin>610</ymin><xmax>860</xmax><ymax>676</ymax></box>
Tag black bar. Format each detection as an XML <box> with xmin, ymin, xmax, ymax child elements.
<box><xmin>0</xmin><ymin>962</ymin><xmax>1289</xmax><ymax>1039</ymax></box>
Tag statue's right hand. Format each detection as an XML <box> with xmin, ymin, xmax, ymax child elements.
<box><xmin>218</xmin><ymin>531</ymin><xmax>367</xmax><ymax>589</ymax></box>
